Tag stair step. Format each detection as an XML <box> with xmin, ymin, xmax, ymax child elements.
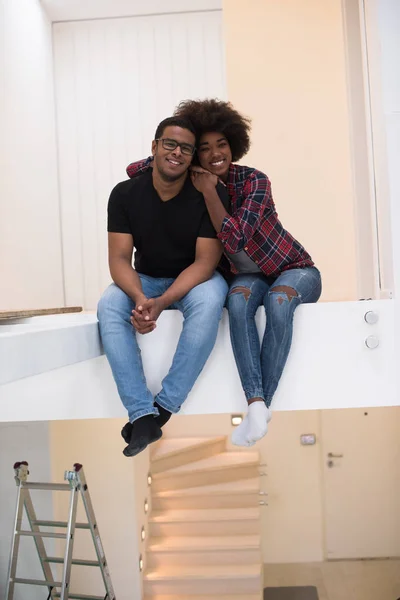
<box><xmin>150</xmin><ymin>437</ymin><xmax>227</xmax><ymax>473</ymax></box>
<box><xmin>151</xmin><ymin>437</ymin><xmax>226</xmax><ymax>461</ymax></box>
<box><xmin>144</xmin><ymin>564</ymin><xmax>262</xmax><ymax>595</ymax></box>
<box><xmin>145</xmin><ymin>564</ymin><xmax>261</xmax><ymax>581</ymax></box>
<box><xmin>145</xmin><ymin>596</ymin><xmax>261</xmax><ymax>600</ymax></box>
<box><xmin>152</xmin><ymin>477</ymin><xmax>262</xmax><ymax>510</ymax></box>
<box><xmin>146</xmin><ymin>439</ymin><xmax>263</xmax><ymax>597</ymax></box>
<box><xmin>147</xmin><ymin>534</ymin><xmax>261</xmax><ymax>567</ymax></box>
<box><xmin>149</xmin><ymin>507</ymin><xmax>260</xmax><ymax>537</ymax></box>
<box><xmin>154</xmin><ymin>451</ymin><xmax>259</xmax><ymax>478</ymax></box>
<box><xmin>152</xmin><ymin>451</ymin><xmax>260</xmax><ymax>492</ymax></box>
<box><xmin>150</xmin><ymin>507</ymin><xmax>260</xmax><ymax>523</ymax></box>
<box><xmin>153</xmin><ymin>477</ymin><xmax>261</xmax><ymax>498</ymax></box>
<box><xmin>148</xmin><ymin>534</ymin><xmax>260</xmax><ymax>551</ymax></box>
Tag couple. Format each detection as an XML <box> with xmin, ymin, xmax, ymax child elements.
<box><xmin>97</xmin><ymin>99</ymin><xmax>322</xmax><ymax>458</ymax></box>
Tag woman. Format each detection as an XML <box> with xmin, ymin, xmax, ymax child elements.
<box><xmin>126</xmin><ymin>99</ymin><xmax>322</xmax><ymax>446</ymax></box>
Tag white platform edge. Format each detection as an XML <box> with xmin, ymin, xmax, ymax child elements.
<box><xmin>0</xmin><ymin>299</ymin><xmax>398</xmax><ymax>422</ymax></box>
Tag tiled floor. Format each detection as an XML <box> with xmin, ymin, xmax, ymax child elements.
<box><xmin>264</xmin><ymin>559</ymin><xmax>400</xmax><ymax>600</ymax></box>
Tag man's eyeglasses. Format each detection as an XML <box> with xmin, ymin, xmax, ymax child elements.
<box><xmin>155</xmin><ymin>138</ymin><xmax>196</xmax><ymax>156</ymax></box>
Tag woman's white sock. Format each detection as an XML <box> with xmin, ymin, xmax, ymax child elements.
<box><xmin>231</xmin><ymin>402</ymin><xmax>272</xmax><ymax>447</ymax></box>
<box><xmin>245</xmin><ymin>401</ymin><xmax>271</xmax><ymax>444</ymax></box>
<box><xmin>231</xmin><ymin>418</ymin><xmax>254</xmax><ymax>447</ymax></box>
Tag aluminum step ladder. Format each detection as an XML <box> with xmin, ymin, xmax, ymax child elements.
<box><xmin>5</xmin><ymin>461</ymin><xmax>116</xmax><ymax>600</ymax></box>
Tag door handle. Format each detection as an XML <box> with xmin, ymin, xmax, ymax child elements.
<box><xmin>327</xmin><ymin>452</ymin><xmax>343</xmax><ymax>458</ymax></box>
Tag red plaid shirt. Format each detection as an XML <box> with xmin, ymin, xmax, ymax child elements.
<box><xmin>126</xmin><ymin>158</ymin><xmax>314</xmax><ymax>278</ymax></box>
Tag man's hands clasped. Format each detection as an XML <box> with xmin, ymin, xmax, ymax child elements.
<box><xmin>130</xmin><ymin>295</ymin><xmax>165</xmax><ymax>335</ymax></box>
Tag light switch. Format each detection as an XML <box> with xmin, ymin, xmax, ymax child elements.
<box><xmin>300</xmin><ymin>434</ymin><xmax>316</xmax><ymax>445</ymax></box>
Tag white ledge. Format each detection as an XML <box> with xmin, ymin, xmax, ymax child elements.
<box><xmin>0</xmin><ymin>313</ymin><xmax>101</xmax><ymax>385</ymax></box>
<box><xmin>0</xmin><ymin>300</ymin><xmax>397</xmax><ymax>422</ymax></box>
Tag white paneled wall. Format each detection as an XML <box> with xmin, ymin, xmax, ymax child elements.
<box><xmin>0</xmin><ymin>0</ymin><xmax>64</xmax><ymax>311</ymax></box>
<box><xmin>53</xmin><ymin>11</ymin><xmax>226</xmax><ymax>309</ymax></box>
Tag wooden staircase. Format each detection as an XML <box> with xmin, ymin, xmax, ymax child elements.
<box><xmin>144</xmin><ymin>436</ymin><xmax>263</xmax><ymax>600</ymax></box>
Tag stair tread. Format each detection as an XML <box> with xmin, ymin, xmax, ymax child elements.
<box><xmin>150</xmin><ymin>507</ymin><xmax>260</xmax><ymax>523</ymax></box>
<box><xmin>148</xmin><ymin>534</ymin><xmax>260</xmax><ymax>551</ymax></box>
<box><xmin>145</xmin><ymin>564</ymin><xmax>261</xmax><ymax>580</ymax></box>
<box><xmin>153</xmin><ymin>451</ymin><xmax>259</xmax><ymax>477</ymax></box>
<box><xmin>151</xmin><ymin>437</ymin><xmax>225</xmax><ymax>461</ymax></box>
<box><xmin>153</xmin><ymin>477</ymin><xmax>260</xmax><ymax>498</ymax></box>
<box><xmin>144</xmin><ymin>596</ymin><xmax>260</xmax><ymax>600</ymax></box>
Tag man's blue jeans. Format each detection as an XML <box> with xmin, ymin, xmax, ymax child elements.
<box><xmin>97</xmin><ymin>272</ymin><xmax>228</xmax><ymax>423</ymax></box>
<box><xmin>226</xmin><ymin>267</ymin><xmax>322</xmax><ymax>407</ymax></box>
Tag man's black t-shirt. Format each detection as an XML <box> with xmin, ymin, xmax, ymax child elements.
<box><xmin>107</xmin><ymin>170</ymin><xmax>228</xmax><ymax>278</ymax></box>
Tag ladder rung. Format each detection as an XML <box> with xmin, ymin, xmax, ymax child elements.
<box><xmin>22</xmin><ymin>482</ymin><xmax>70</xmax><ymax>491</ymax></box>
<box><xmin>18</xmin><ymin>530</ymin><xmax>66</xmax><ymax>539</ymax></box>
<box><xmin>54</xmin><ymin>595</ymin><xmax>107</xmax><ymax>599</ymax></box>
<box><xmin>33</xmin><ymin>520</ymin><xmax>90</xmax><ymax>529</ymax></box>
<box><xmin>45</xmin><ymin>556</ymin><xmax>101</xmax><ymax>567</ymax></box>
<box><xmin>13</xmin><ymin>577</ymin><xmax>62</xmax><ymax>586</ymax></box>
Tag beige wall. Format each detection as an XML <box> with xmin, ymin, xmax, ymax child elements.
<box><xmin>48</xmin><ymin>414</ymin><xmax>323</xmax><ymax>570</ymax></box>
<box><xmin>46</xmin><ymin>409</ymin><xmax>399</xmax><ymax>572</ymax></box>
<box><xmin>49</xmin><ymin>418</ymin><xmax>149</xmax><ymax>600</ymax></box>
<box><xmin>161</xmin><ymin>408</ymin><xmax>400</xmax><ymax>563</ymax></box>
<box><xmin>222</xmin><ymin>0</ymin><xmax>358</xmax><ymax>302</ymax></box>
<box><xmin>161</xmin><ymin>411</ymin><xmax>324</xmax><ymax>563</ymax></box>
<box><xmin>260</xmin><ymin>411</ymin><xmax>324</xmax><ymax>563</ymax></box>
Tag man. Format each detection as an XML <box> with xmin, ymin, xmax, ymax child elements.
<box><xmin>97</xmin><ymin>117</ymin><xmax>228</xmax><ymax>457</ymax></box>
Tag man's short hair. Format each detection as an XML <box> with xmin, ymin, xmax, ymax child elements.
<box><xmin>154</xmin><ymin>117</ymin><xmax>196</xmax><ymax>140</ymax></box>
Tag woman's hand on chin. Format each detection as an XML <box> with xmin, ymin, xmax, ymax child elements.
<box><xmin>190</xmin><ymin>166</ymin><xmax>226</xmax><ymax>189</ymax></box>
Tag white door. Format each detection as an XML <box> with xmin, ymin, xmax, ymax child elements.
<box><xmin>321</xmin><ymin>406</ymin><xmax>400</xmax><ymax>559</ymax></box>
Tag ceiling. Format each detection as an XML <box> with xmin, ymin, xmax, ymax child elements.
<box><xmin>40</xmin><ymin>0</ymin><xmax>222</xmax><ymax>22</ymax></box>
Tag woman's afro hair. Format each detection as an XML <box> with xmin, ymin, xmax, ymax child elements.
<box><xmin>173</xmin><ymin>98</ymin><xmax>251</xmax><ymax>162</ymax></box>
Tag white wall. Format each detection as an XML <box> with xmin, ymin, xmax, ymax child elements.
<box><xmin>52</xmin><ymin>10</ymin><xmax>226</xmax><ymax>310</ymax></box>
<box><xmin>0</xmin><ymin>0</ymin><xmax>64</xmax><ymax>311</ymax></box>
<box><xmin>342</xmin><ymin>0</ymin><xmax>381</xmax><ymax>299</ymax></box>
<box><xmin>364</xmin><ymin>0</ymin><xmax>400</xmax><ymax>402</ymax></box>
<box><xmin>0</xmin><ymin>422</ymin><xmax>53</xmax><ymax>600</ymax></box>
